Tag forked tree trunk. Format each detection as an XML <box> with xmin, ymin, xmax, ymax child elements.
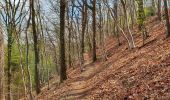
<box><xmin>120</xmin><ymin>0</ymin><xmax>135</xmax><ymax>49</ymax></box>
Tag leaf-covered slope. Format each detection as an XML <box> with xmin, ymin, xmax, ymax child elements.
<box><xmin>36</xmin><ymin>16</ymin><xmax>170</xmax><ymax>100</ymax></box>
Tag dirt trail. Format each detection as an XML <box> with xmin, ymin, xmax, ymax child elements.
<box><xmin>36</xmin><ymin>16</ymin><xmax>170</xmax><ymax>100</ymax></box>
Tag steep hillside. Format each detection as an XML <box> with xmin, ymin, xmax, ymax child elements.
<box><xmin>36</xmin><ymin>16</ymin><xmax>170</xmax><ymax>100</ymax></box>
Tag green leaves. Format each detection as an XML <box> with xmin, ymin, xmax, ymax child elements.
<box><xmin>144</xmin><ymin>7</ymin><xmax>155</xmax><ymax>17</ymax></box>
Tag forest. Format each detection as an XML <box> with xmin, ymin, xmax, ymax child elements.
<box><xmin>0</xmin><ymin>0</ymin><xmax>170</xmax><ymax>100</ymax></box>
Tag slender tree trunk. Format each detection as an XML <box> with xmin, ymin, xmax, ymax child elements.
<box><xmin>109</xmin><ymin>7</ymin><xmax>132</xmax><ymax>48</ymax></box>
<box><xmin>136</xmin><ymin>0</ymin><xmax>148</xmax><ymax>45</ymax></box>
<box><xmin>152</xmin><ymin>0</ymin><xmax>156</xmax><ymax>15</ymax></box>
<box><xmin>16</xmin><ymin>36</ymin><xmax>27</xmax><ymax>98</ymax></box>
<box><xmin>60</xmin><ymin>0</ymin><xmax>67</xmax><ymax>83</ymax></box>
<box><xmin>68</xmin><ymin>22</ymin><xmax>72</xmax><ymax>68</ymax></box>
<box><xmin>92</xmin><ymin>0</ymin><xmax>97</xmax><ymax>62</ymax></box>
<box><xmin>7</xmin><ymin>27</ymin><xmax>12</xmax><ymax>100</ymax></box>
<box><xmin>163</xmin><ymin>0</ymin><xmax>170</xmax><ymax>37</ymax></box>
<box><xmin>114</xmin><ymin>0</ymin><xmax>121</xmax><ymax>46</ymax></box>
<box><xmin>87</xmin><ymin>21</ymin><xmax>92</xmax><ymax>53</ymax></box>
<box><xmin>158</xmin><ymin>0</ymin><xmax>162</xmax><ymax>21</ymax></box>
<box><xmin>67</xmin><ymin>2</ymin><xmax>73</xmax><ymax>68</ymax></box>
<box><xmin>30</xmin><ymin>0</ymin><xmax>41</xmax><ymax>94</ymax></box>
<box><xmin>130</xmin><ymin>0</ymin><xmax>136</xmax><ymax>29</ymax></box>
<box><xmin>0</xmin><ymin>28</ymin><xmax>4</xmax><ymax>100</ymax></box>
<box><xmin>99</xmin><ymin>1</ymin><xmax>107</xmax><ymax>61</ymax></box>
<box><xmin>121</xmin><ymin>0</ymin><xmax>135</xmax><ymax>49</ymax></box>
<box><xmin>81</xmin><ymin>2</ymin><xmax>87</xmax><ymax>65</ymax></box>
<box><xmin>25</xmin><ymin>15</ymin><xmax>33</xmax><ymax>100</ymax></box>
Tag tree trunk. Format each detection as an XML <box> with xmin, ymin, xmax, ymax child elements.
<box><xmin>120</xmin><ymin>0</ymin><xmax>135</xmax><ymax>49</ymax></box>
<box><xmin>152</xmin><ymin>0</ymin><xmax>156</xmax><ymax>15</ymax></box>
<box><xmin>60</xmin><ymin>0</ymin><xmax>67</xmax><ymax>83</ymax></box>
<box><xmin>7</xmin><ymin>27</ymin><xmax>12</xmax><ymax>100</ymax></box>
<box><xmin>136</xmin><ymin>0</ymin><xmax>148</xmax><ymax>45</ymax></box>
<box><xmin>92</xmin><ymin>0</ymin><xmax>97</xmax><ymax>62</ymax></box>
<box><xmin>114</xmin><ymin>0</ymin><xmax>121</xmax><ymax>45</ymax></box>
<box><xmin>30</xmin><ymin>0</ymin><xmax>41</xmax><ymax>94</ymax></box>
<box><xmin>25</xmin><ymin>14</ymin><xmax>33</xmax><ymax>100</ymax></box>
<box><xmin>81</xmin><ymin>1</ymin><xmax>87</xmax><ymax>66</ymax></box>
<box><xmin>163</xmin><ymin>0</ymin><xmax>170</xmax><ymax>37</ymax></box>
<box><xmin>158</xmin><ymin>0</ymin><xmax>162</xmax><ymax>21</ymax></box>
<box><xmin>0</xmin><ymin>27</ymin><xmax>4</xmax><ymax>100</ymax></box>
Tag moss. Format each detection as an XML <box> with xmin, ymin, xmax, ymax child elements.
<box><xmin>144</xmin><ymin>7</ymin><xmax>155</xmax><ymax>17</ymax></box>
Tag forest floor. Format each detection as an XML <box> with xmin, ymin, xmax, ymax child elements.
<box><xmin>36</xmin><ymin>16</ymin><xmax>170</xmax><ymax>100</ymax></box>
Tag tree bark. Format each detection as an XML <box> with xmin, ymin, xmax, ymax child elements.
<box><xmin>158</xmin><ymin>0</ymin><xmax>162</xmax><ymax>21</ymax></box>
<box><xmin>92</xmin><ymin>0</ymin><xmax>97</xmax><ymax>62</ymax></box>
<box><xmin>60</xmin><ymin>0</ymin><xmax>67</xmax><ymax>83</ymax></box>
<box><xmin>7</xmin><ymin>26</ymin><xmax>12</xmax><ymax>100</ymax></box>
<box><xmin>80</xmin><ymin>1</ymin><xmax>87</xmax><ymax>66</ymax></box>
<box><xmin>30</xmin><ymin>0</ymin><xmax>41</xmax><ymax>94</ymax></box>
<box><xmin>136</xmin><ymin>0</ymin><xmax>148</xmax><ymax>45</ymax></box>
<box><xmin>0</xmin><ymin>27</ymin><xmax>4</xmax><ymax>100</ymax></box>
<box><xmin>163</xmin><ymin>0</ymin><xmax>170</xmax><ymax>37</ymax></box>
<box><xmin>120</xmin><ymin>0</ymin><xmax>135</xmax><ymax>49</ymax></box>
<box><xmin>114</xmin><ymin>0</ymin><xmax>121</xmax><ymax>45</ymax></box>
